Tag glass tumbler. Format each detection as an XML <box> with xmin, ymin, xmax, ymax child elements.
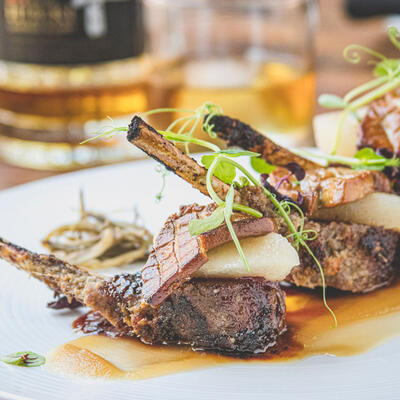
<box><xmin>143</xmin><ymin>0</ymin><xmax>318</xmax><ymax>147</ymax></box>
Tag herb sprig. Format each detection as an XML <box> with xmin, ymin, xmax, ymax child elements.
<box><xmin>319</xmin><ymin>26</ymin><xmax>400</xmax><ymax>155</ymax></box>
<box><xmin>2</xmin><ymin>351</ymin><xmax>45</xmax><ymax>367</ymax></box>
<box><xmin>82</xmin><ymin>102</ymin><xmax>337</xmax><ymax>326</ymax></box>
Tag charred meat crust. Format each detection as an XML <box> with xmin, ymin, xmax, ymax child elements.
<box><xmin>137</xmin><ymin>278</ymin><xmax>286</xmax><ymax>353</ymax></box>
<box><xmin>208</xmin><ymin>114</ymin><xmax>318</xmax><ymax>169</ymax></box>
<box><xmin>90</xmin><ymin>273</ymin><xmax>287</xmax><ymax>353</ymax></box>
<box><xmin>141</xmin><ymin>203</ymin><xmax>276</xmax><ymax>306</ymax></box>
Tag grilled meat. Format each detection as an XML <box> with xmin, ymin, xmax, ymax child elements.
<box><xmin>142</xmin><ymin>203</ymin><xmax>275</xmax><ymax>306</ymax></box>
<box><xmin>128</xmin><ymin>117</ymin><xmax>400</xmax><ymax>293</ymax></box>
<box><xmin>0</xmin><ymin>237</ymin><xmax>286</xmax><ymax>353</ymax></box>
<box><xmin>208</xmin><ymin>114</ymin><xmax>392</xmax><ymax>214</ymax></box>
<box><xmin>288</xmin><ymin>220</ymin><xmax>399</xmax><ymax>292</ymax></box>
<box><xmin>89</xmin><ymin>273</ymin><xmax>286</xmax><ymax>352</ymax></box>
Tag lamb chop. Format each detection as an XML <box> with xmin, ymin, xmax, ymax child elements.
<box><xmin>208</xmin><ymin>115</ymin><xmax>392</xmax><ymax>215</ymax></box>
<box><xmin>128</xmin><ymin>116</ymin><xmax>400</xmax><ymax>293</ymax></box>
<box><xmin>0</xmin><ymin>203</ymin><xmax>286</xmax><ymax>353</ymax></box>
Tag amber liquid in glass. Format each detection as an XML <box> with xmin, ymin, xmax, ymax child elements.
<box><xmin>0</xmin><ymin>61</ymin><xmax>148</xmax><ymax>170</ymax></box>
<box><xmin>147</xmin><ymin>59</ymin><xmax>315</xmax><ymax>147</ymax></box>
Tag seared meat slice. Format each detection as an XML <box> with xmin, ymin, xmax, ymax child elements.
<box><xmin>0</xmin><ymin>238</ymin><xmax>286</xmax><ymax>353</ymax></box>
<box><xmin>127</xmin><ymin>119</ymin><xmax>400</xmax><ymax>293</ymax></box>
<box><xmin>359</xmin><ymin>91</ymin><xmax>400</xmax><ymax>153</ymax></box>
<box><xmin>268</xmin><ymin>166</ymin><xmax>390</xmax><ymax>214</ymax></box>
<box><xmin>142</xmin><ymin>203</ymin><xmax>275</xmax><ymax>306</ymax></box>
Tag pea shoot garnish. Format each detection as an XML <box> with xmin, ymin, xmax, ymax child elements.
<box><xmin>82</xmin><ymin>102</ymin><xmax>337</xmax><ymax>327</ymax></box>
<box><xmin>319</xmin><ymin>26</ymin><xmax>400</xmax><ymax>155</ymax></box>
<box><xmin>294</xmin><ymin>147</ymin><xmax>400</xmax><ymax>171</ymax></box>
<box><xmin>2</xmin><ymin>351</ymin><xmax>45</xmax><ymax>367</ymax></box>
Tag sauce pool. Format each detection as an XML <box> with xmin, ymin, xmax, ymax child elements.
<box><xmin>45</xmin><ymin>279</ymin><xmax>400</xmax><ymax>380</ymax></box>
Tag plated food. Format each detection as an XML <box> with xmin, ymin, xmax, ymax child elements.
<box><xmin>3</xmin><ymin>29</ymin><xmax>400</xmax><ymax>384</ymax></box>
<box><xmin>2</xmin><ymin>101</ymin><xmax>400</xmax><ymax>369</ymax></box>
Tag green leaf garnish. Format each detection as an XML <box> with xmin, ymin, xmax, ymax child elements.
<box><xmin>250</xmin><ymin>157</ymin><xmax>276</xmax><ymax>174</ymax></box>
<box><xmin>202</xmin><ymin>155</ymin><xmax>236</xmax><ymax>184</ymax></box>
<box><xmin>188</xmin><ymin>206</ymin><xmax>225</xmax><ymax>236</ymax></box>
<box><xmin>2</xmin><ymin>351</ymin><xmax>45</xmax><ymax>367</ymax></box>
<box><xmin>353</xmin><ymin>148</ymin><xmax>386</xmax><ymax>170</ymax></box>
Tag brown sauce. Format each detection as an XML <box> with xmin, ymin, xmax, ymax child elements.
<box><xmin>45</xmin><ymin>279</ymin><xmax>400</xmax><ymax>380</ymax></box>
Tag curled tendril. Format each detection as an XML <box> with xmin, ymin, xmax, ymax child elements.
<box><xmin>301</xmin><ymin>229</ymin><xmax>318</xmax><ymax>241</ymax></box>
<box><xmin>343</xmin><ymin>44</ymin><xmax>387</xmax><ymax>65</ymax></box>
<box><xmin>200</xmin><ymin>102</ymin><xmax>223</xmax><ymax>139</ymax></box>
<box><xmin>388</xmin><ymin>26</ymin><xmax>400</xmax><ymax>52</ymax></box>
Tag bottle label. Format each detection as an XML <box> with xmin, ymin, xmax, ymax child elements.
<box><xmin>0</xmin><ymin>0</ymin><xmax>144</xmax><ymax>64</ymax></box>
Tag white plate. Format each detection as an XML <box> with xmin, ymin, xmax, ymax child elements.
<box><xmin>1</xmin><ymin>159</ymin><xmax>400</xmax><ymax>400</ymax></box>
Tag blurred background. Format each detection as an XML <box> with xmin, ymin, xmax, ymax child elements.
<box><xmin>0</xmin><ymin>0</ymin><xmax>399</xmax><ymax>189</ymax></box>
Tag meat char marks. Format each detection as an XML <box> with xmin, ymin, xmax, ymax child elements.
<box><xmin>0</xmin><ymin>238</ymin><xmax>286</xmax><ymax>353</ymax></box>
<box><xmin>128</xmin><ymin>116</ymin><xmax>400</xmax><ymax>293</ymax></box>
<box><xmin>142</xmin><ymin>203</ymin><xmax>275</xmax><ymax>306</ymax></box>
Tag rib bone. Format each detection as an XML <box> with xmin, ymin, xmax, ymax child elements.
<box><xmin>0</xmin><ymin>238</ymin><xmax>101</xmax><ymax>303</ymax></box>
<box><xmin>208</xmin><ymin>114</ymin><xmax>319</xmax><ymax>169</ymax></box>
<box><xmin>128</xmin><ymin>116</ymin><xmax>240</xmax><ymax>202</ymax></box>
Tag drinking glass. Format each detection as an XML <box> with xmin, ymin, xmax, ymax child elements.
<box><xmin>143</xmin><ymin>0</ymin><xmax>318</xmax><ymax>147</ymax></box>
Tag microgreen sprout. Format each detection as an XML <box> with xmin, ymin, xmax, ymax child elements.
<box><xmin>2</xmin><ymin>351</ymin><xmax>45</xmax><ymax>367</ymax></box>
<box><xmin>142</xmin><ymin>102</ymin><xmax>223</xmax><ymax>154</ymax></box>
<box><xmin>155</xmin><ymin>165</ymin><xmax>169</xmax><ymax>202</ymax></box>
<box><xmin>319</xmin><ymin>26</ymin><xmax>400</xmax><ymax>155</ymax></box>
<box><xmin>293</xmin><ymin>147</ymin><xmax>400</xmax><ymax>171</ymax></box>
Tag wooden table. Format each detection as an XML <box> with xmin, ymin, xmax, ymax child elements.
<box><xmin>0</xmin><ymin>0</ymin><xmax>395</xmax><ymax>190</ymax></box>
